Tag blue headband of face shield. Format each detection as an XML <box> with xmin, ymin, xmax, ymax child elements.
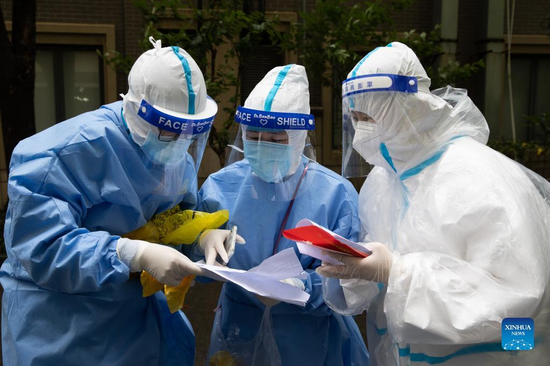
<box><xmin>342</xmin><ymin>74</ymin><xmax>418</xmax><ymax>98</ymax></box>
<box><xmin>137</xmin><ymin>99</ymin><xmax>214</xmax><ymax>135</ymax></box>
<box><xmin>235</xmin><ymin>106</ymin><xmax>315</xmax><ymax>131</ymax></box>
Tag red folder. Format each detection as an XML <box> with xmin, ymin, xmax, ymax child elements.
<box><xmin>283</xmin><ymin>225</ymin><xmax>369</xmax><ymax>258</ymax></box>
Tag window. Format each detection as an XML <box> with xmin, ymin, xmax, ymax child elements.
<box><xmin>503</xmin><ymin>55</ymin><xmax>550</xmax><ymax>141</ymax></box>
<box><xmin>35</xmin><ymin>46</ymin><xmax>104</xmax><ymax>132</ymax></box>
<box><xmin>2</xmin><ymin>22</ymin><xmax>115</xmax><ymax>208</ymax></box>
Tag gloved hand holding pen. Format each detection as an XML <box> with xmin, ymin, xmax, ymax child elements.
<box><xmin>199</xmin><ymin>228</ymin><xmax>246</xmax><ymax>265</ymax></box>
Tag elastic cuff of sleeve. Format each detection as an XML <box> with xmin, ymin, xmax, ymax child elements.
<box><xmin>387</xmin><ymin>252</ymin><xmax>405</xmax><ymax>291</ymax></box>
<box><xmin>116</xmin><ymin>238</ymin><xmax>140</xmax><ymax>270</ymax></box>
<box><xmin>197</xmin><ymin>229</ymin><xmax>213</xmax><ymax>255</ymax></box>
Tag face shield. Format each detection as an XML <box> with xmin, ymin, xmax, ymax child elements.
<box><xmin>342</xmin><ymin>73</ymin><xmax>418</xmax><ymax>177</ymax></box>
<box><xmin>227</xmin><ymin>106</ymin><xmax>316</xmax><ymax>183</ymax></box>
<box><xmin>226</xmin><ymin>64</ymin><xmax>317</xmax><ymax>185</ymax></box>
<box><xmin>342</xmin><ymin>42</ymin><xmax>493</xmax><ymax>177</ymax></box>
<box><xmin>122</xmin><ymin>38</ymin><xmax>218</xmax><ymax>174</ymax></box>
<box><xmin>123</xmin><ymin>96</ymin><xmax>216</xmax><ymax>169</ymax></box>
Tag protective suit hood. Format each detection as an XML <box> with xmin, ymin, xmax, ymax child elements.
<box><xmin>123</xmin><ymin>37</ymin><xmax>217</xmax><ymax>143</ymax></box>
<box><xmin>228</xmin><ymin>64</ymin><xmax>316</xmax><ymax>183</ymax></box>
<box><xmin>342</xmin><ymin>42</ymin><xmax>489</xmax><ymax>175</ymax></box>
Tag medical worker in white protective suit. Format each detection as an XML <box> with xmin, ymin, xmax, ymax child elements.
<box><xmin>317</xmin><ymin>41</ymin><xmax>550</xmax><ymax>365</ymax></box>
<box><xmin>0</xmin><ymin>38</ymin><xmax>225</xmax><ymax>365</ymax></box>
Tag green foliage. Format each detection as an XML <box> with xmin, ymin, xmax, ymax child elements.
<box><xmin>283</xmin><ymin>0</ymin><xmax>485</xmax><ymax>93</ymax></box>
<box><xmin>526</xmin><ymin>112</ymin><xmax>550</xmax><ymax>145</ymax></box>
<box><xmin>398</xmin><ymin>26</ymin><xmax>485</xmax><ymax>88</ymax></box>
<box><xmin>97</xmin><ymin>50</ymin><xmax>134</xmax><ymax>74</ymax></box>
<box><xmin>136</xmin><ymin>0</ymin><xmax>283</xmax><ymax>167</ymax></box>
<box><xmin>102</xmin><ymin>0</ymin><xmax>486</xmax><ymax>165</ymax></box>
<box><xmin>436</xmin><ymin>59</ymin><xmax>485</xmax><ymax>88</ymax></box>
<box><xmin>488</xmin><ymin>112</ymin><xmax>550</xmax><ymax>162</ymax></box>
<box><xmin>279</xmin><ymin>0</ymin><xmax>414</xmax><ymax>94</ymax></box>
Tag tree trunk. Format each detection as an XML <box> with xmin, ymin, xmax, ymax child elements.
<box><xmin>0</xmin><ymin>0</ymin><xmax>37</xmax><ymax>167</ymax></box>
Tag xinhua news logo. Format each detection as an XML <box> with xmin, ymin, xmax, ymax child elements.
<box><xmin>501</xmin><ymin>318</ymin><xmax>534</xmax><ymax>351</ymax></box>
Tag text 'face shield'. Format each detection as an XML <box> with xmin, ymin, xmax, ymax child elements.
<box><xmin>227</xmin><ymin>106</ymin><xmax>317</xmax><ymax>184</ymax></box>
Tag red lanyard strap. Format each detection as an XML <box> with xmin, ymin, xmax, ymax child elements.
<box><xmin>272</xmin><ymin>161</ymin><xmax>310</xmax><ymax>255</ymax></box>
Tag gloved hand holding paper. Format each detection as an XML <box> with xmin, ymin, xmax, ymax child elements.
<box><xmin>283</xmin><ymin>219</ymin><xmax>372</xmax><ymax>265</ymax></box>
<box><xmin>197</xmin><ymin>248</ymin><xmax>310</xmax><ymax>307</ymax></box>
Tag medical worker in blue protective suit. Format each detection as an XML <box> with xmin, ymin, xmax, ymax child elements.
<box><xmin>193</xmin><ymin>64</ymin><xmax>370</xmax><ymax>366</ymax></box>
<box><xmin>0</xmin><ymin>37</ymin><xmax>225</xmax><ymax>366</ymax></box>
<box><xmin>317</xmin><ymin>42</ymin><xmax>550</xmax><ymax>366</ymax></box>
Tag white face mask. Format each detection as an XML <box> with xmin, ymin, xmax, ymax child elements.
<box><xmin>352</xmin><ymin>119</ymin><xmax>383</xmax><ymax>164</ymax></box>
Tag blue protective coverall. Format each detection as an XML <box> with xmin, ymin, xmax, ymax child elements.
<box><xmin>197</xmin><ymin>158</ymin><xmax>370</xmax><ymax>366</ymax></box>
<box><xmin>0</xmin><ymin>101</ymin><xmax>197</xmax><ymax>365</ymax></box>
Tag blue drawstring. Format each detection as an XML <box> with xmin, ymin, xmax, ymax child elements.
<box><xmin>380</xmin><ymin>137</ymin><xmax>465</xmax><ymax>224</ymax></box>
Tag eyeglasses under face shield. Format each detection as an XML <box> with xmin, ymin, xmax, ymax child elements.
<box><xmin>131</xmin><ymin>98</ymin><xmax>215</xmax><ymax>168</ymax></box>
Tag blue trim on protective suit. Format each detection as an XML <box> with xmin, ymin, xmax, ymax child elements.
<box><xmin>380</xmin><ymin>143</ymin><xmax>397</xmax><ymax>173</ymax></box>
<box><xmin>348</xmin><ymin>47</ymin><xmax>379</xmax><ymax>109</ymax></box>
<box><xmin>351</xmin><ymin>47</ymin><xmax>381</xmax><ymax>78</ymax></box>
<box><xmin>381</xmin><ymin>137</ymin><xmax>465</xmax><ymax>179</ymax></box>
<box><xmin>381</xmin><ymin>137</ymin><xmax>466</xmax><ymax>219</ymax></box>
<box><xmin>398</xmin><ymin>343</ymin><xmax>504</xmax><ymax>364</ymax></box>
<box><xmin>401</xmin><ymin>136</ymin><xmax>466</xmax><ymax>181</ymax></box>
<box><xmin>400</xmin><ymin>149</ymin><xmax>446</xmax><ymax>181</ymax></box>
<box><xmin>265</xmin><ymin>64</ymin><xmax>294</xmax><ymax>111</ymax></box>
<box><xmin>171</xmin><ymin>46</ymin><xmax>196</xmax><ymax>114</ymax></box>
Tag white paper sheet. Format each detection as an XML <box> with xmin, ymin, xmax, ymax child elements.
<box><xmin>296</xmin><ymin>242</ymin><xmax>344</xmax><ymax>265</ymax></box>
<box><xmin>293</xmin><ymin>219</ymin><xmax>372</xmax><ymax>264</ymax></box>
<box><xmin>197</xmin><ymin>248</ymin><xmax>310</xmax><ymax>307</ymax></box>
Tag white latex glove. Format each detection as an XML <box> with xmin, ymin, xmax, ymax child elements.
<box><xmin>256</xmin><ymin>278</ymin><xmax>306</xmax><ymax>307</ymax></box>
<box><xmin>198</xmin><ymin>229</ymin><xmax>245</xmax><ymax>265</ymax></box>
<box><xmin>117</xmin><ymin>238</ymin><xmax>203</xmax><ymax>287</ymax></box>
<box><xmin>315</xmin><ymin>242</ymin><xmax>393</xmax><ymax>284</ymax></box>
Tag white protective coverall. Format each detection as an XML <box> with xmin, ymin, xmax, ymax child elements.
<box><xmin>324</xmin><ymin>41</ymin><xmax>550</xmax><ymax>366</ymax></box>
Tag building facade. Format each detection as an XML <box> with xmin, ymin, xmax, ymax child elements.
<box><xmin>1</xmin><ymin>0</ymin><xmax>549</xmax><ymax>208</ymax></box>
<box><xmin>1</xmin><ymin>1</ymin><xmax>549</xmax><ymax>363</ymax></box>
